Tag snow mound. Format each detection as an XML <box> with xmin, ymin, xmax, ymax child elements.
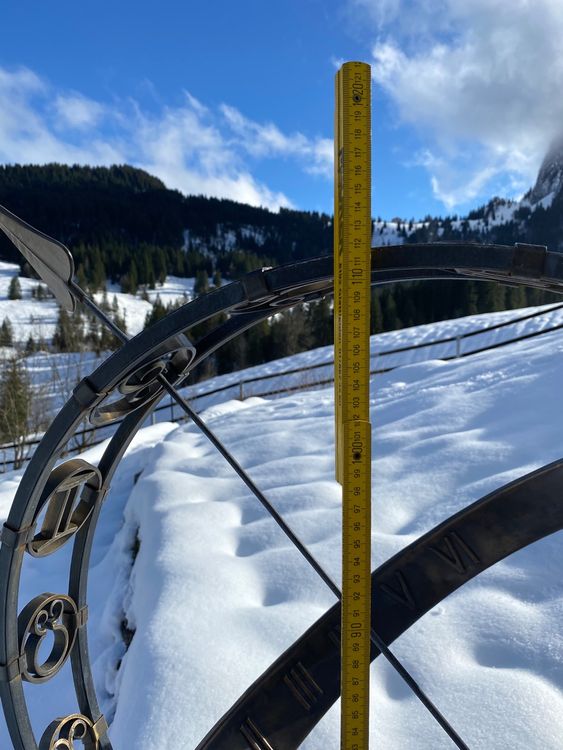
<box><xmin>1</xmin><ymin>311</ymin><xmax>563</xmax><ymax>747</ymax></box>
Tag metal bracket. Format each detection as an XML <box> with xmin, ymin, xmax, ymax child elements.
<box><xmin>72</xmin><ymin>377</ymin><xmax>104</xmax><ymax>409</ymax></box>
<box><xmin>0</xmin><ymin>653</ymin><xmax>26</xmax><ymax>682</ymax></box>
<box><xmin>93</xmin><ymin>714</ymin><xmax>109</xmax><ymax>740</ymax></box>
<box><xmin>73</xmin><ymin>605</ymin><xmax>89</xmax><ymax>629</ymax></box>
<box><xmin>1</xmin><ymin>523</ymin><xmax>36</xmax><ymax>550</ymax></box>
<box><xmin>241</xmin><ymin>268</ymin><xmax>273</xmax><ymax>303</ymax></box>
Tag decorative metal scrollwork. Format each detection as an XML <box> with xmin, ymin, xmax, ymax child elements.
<box><xmin>17</xmin><ymin>594</ymin><xmax>80</xmax><ymax>683</ymax></box>
<box><xmin>39</xmin><ymin>714</ymin><xmax>100</xmax><ymax>750</ymax></box>
<box><xmin>89</xmin><ymin>337</ymin><xmax>195</xmax><ymax>426</ymax></box>
<box><xmin>29</xmin><ymin>460</ymin><xmax>102</xmax><ymax>558</ymax></box>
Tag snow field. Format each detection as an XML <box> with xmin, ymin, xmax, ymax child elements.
<box><xmin>101</xmin><ymin>325</ymin><xmax>563</xmax><ymax>747</ymax></box>
<box><xmin>1</xmin><ymin>308</ymin><xmax>563</xmax><ymax>746</ymax></box>
<box><xmin>0</xmin><ymin>260</ymin><xmax>195</xmax><ymax>343</ymax></box>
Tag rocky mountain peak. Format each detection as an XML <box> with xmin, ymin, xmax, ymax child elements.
<box><xmin>529</xmin><ymin>134</ymin><xmax>563</xmax><ymax>204</ymax></box>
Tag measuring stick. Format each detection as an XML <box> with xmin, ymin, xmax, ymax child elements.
<box><xmin>334</xmin><ymin>61</ymin><xmax>372</xmax><ymax>750</ymax></box>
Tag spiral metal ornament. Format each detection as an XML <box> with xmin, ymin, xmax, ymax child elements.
<box><xmin>39</xmin><ymin>714</ymin><xmax>105</xmax><ymax>750</ymax></box>
<box><xmin>0</xmin><ymin>206</ymin><xmax>563</xmax><ymax>749</ymax></box>
<box><xmin>16</xmin><ymin>593</ymin><xmax>81</xmax><ymax>685</ymax></box>
<box><xmin>88</xmin><ymin>335</ymin><xmax>195</xmax><ymax>426</ymax></box>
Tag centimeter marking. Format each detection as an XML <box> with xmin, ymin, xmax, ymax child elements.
<box><xmin>334</xmin><ymin>61</ymin><xmax>372</xmax><ymax>750</ymax></box>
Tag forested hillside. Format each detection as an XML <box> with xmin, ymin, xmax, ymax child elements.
<box><xmin>0</xmin><ymin>162</ymin><xmax>560</xmax><ymax>378</ymax></box>
<box><xmin>0</xmin><ymin>164</ymin><xmax>332</xmax><ymax>288</ymax></box>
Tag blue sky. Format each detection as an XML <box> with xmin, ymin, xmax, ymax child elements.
<box><xmin>1</xmin><ymin>0</ymin><xmax>562</xmax><ymax>218</ymax></box>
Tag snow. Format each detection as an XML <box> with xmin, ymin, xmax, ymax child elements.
<box><xmin>0</xmin><ymin>262</ymin><xmax>196</xmax><ymax>343</ymax></box>
<box><xmin>4</xmin><ymin>261</ymin><xmax>563</xmax><ymax>460</ymax></box>
<box><xmin>177</xmin><ymin>302</ymin><xmax>563</xmax><ymax>413</ymax></box>
<box><xmin>372</xmin><ymin>220</ymin><xmax>407</xmax><ymax>245</ymax></box>
<box><xmin>186</xmin><ymin>224</ymin><xmax>268</xmax><ymax>254</ymax></box>
<box><xmin>0</xmin><ymin>260</ymin><xmax>59</xmax><ymax>342</ymax></box>
<box><xmin>537</xmin><ymin>191</ymin><xmax>556</xmax><ymax>210</ymax></box>
<box><xmin>97</xmin><ymin>275</ymin><xmax>195</xmax><ymax>337</ymax></box>
<box><xmin>1</xmin><ymin>308</ymin><xmax>563</xmax><ymax>747</ymax></box>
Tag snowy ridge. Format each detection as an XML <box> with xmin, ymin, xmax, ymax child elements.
<box><xmin>370</xmin><ymin>201</ymin><xmax>527</xmax><ymax>244</ymax></box>
<box><xmin>530</xmin><ymin>135</ymin><xmax>563</xmax><ymax>205</ymax></box>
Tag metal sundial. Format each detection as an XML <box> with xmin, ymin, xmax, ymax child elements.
<box><xmin>0</xmin><ymin>203</ymin><xmax>563</xmax><ymax>748</ymax></box>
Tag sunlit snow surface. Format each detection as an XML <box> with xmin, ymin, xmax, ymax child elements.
<box><xmin>0</xmin><ymin>260</ymin><xmax>195</xmax><ymax>341</ymax></box>
<box><xmin>1</xmin><ymin>313</ymin><xmax>563</xmax><ymax>748</ymax></box>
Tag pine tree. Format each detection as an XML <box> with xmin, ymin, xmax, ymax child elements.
<box><xmin>0</xmin><ymin>318</ymin><xmax>14</xmax><ymax>346</ymax></box>
<box><xmin>32</xmin><ymin>284</ymin><xmax>47</xmax><ymax>301</ymax></box>
<box><xmin>477</xmin><ymin>282</ymin><xmax>504</xmax><ymax>313</ymax></box>
<box><xmin>507</xmin><ymin>285</ymin><xmax>527</xmax><ymax>310</ymax></box>
<box><xmin>308</xmin><ymin>298</ymin><xmax>333</xmax><ymax>347</ymax></box>
<box><xmin>52</xmin><ymin>309</ymin><xmax>82</xmax><ymax>352</ymax></box>
<box><xmin>91</xmin><ymin>247</ymin><xmax>106</xmax><ymax>291</ymax></box>
<box><xmin>87</xmin><ymin>316</ymin><xmax>101</xmax><ymax>354</ymax></box>
<box><xmin>370</xmin><ymin>291</ymin><xmax>384</xmax><ymax>334</ymax></box>
<box><xmin>381</xmin><ymin>291</ymin><xmax>402</xmax><ymax>331</ymax></box>
<box><xmin>194</xmin><ymin>270</ymin><xmax>209</xmax><ymax>296</ymax></box>
<box><xmin>140</xmin><ymin>248</ymin><xmax>151</xmax><ymax>287</ymax></box>
<box><xmin>0</xmin><ymin>356</ymin><xmax>33</xmax><ymax>468</ymax></box>
<box><xmin>24</xmin><ymin>334</ymin><xmax>37</xmax><ymax>355</ymax></box>
<box><xmin>112</xmin><ymin>307</ymin><xmax>127</xmax><ymax>340</ymax></box>
<box><xmin>144</xmin><ymin>295</ymin><xmax>167</xmax><ymax>327</ymax></box>
<box><xmin>155</xmin><ymin>248</ymin><xmax>167</xmax><ymax>284</ymax></box>
<box><xmin>8</xmin><ymin>276</ymin><xmax>22</xmax><ymax>300</ymax></box>
<box><xmin>76</xmin><ymin>264</ymin><xmax>88</xmax><ymax>291</ymax></box>
<box><xmin>120</xmin><ymin>261</ymin><xmax>138</xmax><ymax>294</ymax></box>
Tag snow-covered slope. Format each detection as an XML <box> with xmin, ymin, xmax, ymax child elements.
<box><xmin>5</xmin><ymin>293</ymin><xmax>563</xmax><ymax>464</ymax></box>
<box><xmin>1</xmin><ymin>311</ymin><xmax>563</xmax><ymax>748</ymax></box>
<box><xmin>0</xmin><ymin>260</ymin><xmax>195</xmax><ymax>342</ymax></box>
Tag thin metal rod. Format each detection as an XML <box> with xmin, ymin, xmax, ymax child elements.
<box><xmin>71</xmin><ymin>282</ymin><xmax>129</xmax><ymax>344</ymax></box>
<box><xmin>162</xmin><ymin>382</ymin><xmax>470</xmax><ymax>750</ymax></box>
<box><xmin>163</xmin><ymin>382</ymin><xmax>341</xmax><ymax>595</ymax></box>
<box><xmin>72</xmin><ymin>282</ymin><xmax>470</xmax><ymax>749</ymax></box>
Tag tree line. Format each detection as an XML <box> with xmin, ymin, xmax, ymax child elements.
<box><xmin>0</xmin><ymin>162</ymin><xmax>562</xmax><ymax>381</ymax></box>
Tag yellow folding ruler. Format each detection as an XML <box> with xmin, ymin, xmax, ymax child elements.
<box><xmin>334</xmin><ymin>61</ymin><xmax>372</xmax><ymax>750</ymax></box>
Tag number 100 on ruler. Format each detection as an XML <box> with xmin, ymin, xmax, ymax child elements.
<box><xmin>334</xmin><ymin>61</ymin><xmax>372</xmax><ymax>750</ymax></box>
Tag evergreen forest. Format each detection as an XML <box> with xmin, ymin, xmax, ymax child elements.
<box><xmin>0</xmin><ymin>163</ymin><xmax>560</xmax><ymax>379</ymax></box>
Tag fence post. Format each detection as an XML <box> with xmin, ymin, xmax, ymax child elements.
<box><xmin>456</xmin><ymin>336</ymin><xmax>461</xmax><ymax>358</ymax></box>
<box><xmin>239</xmin><ymin>381</ymin><xmax>244</xmax><ymax>401</ymax></box>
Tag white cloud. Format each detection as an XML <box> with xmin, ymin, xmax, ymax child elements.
<box><xmin>0</xmin><ymin>67</ymin><xmax>123</xmax><ymax>167</ymax></box>
<box><xmin>0</xmin><ymin>67</ymin><xmax>330</xmax><ymax>211</ymax></box>
<box><xmin>220</xmin><ymin>104</ymin><xmax>333</xmax><ymax>177</ymax></box>
<box><xmin>360</xmin><ymin>0</ymin><xmax>563</xmax><ymax>207</ymax></box>
<box><xmin>53</xmin><ymin>94</ymin><xmax>105</xmax><ymax>130</ymax></box>
<box><xmin>132</xmin><ymin>98</ymin><xmax>291</xmax><ymax>210</ymax></box>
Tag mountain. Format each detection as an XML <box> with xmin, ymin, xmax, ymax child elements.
<box><xmin>0</xmin><ymin>164</ymin><xmax>332</xmax><ymax>286</ymax></box>
<box><xmin>377</xmin><ymin>139</ymin><xmax>563</xmax><ymax>252</ymax></box>
<box><xmin>529</xmin><ymin>135</ymin><xmax>563</xmax><ymax>205</ymax></box>
<box><xmin>0</xmin><ymin>160</ymin><xmax>560</xmax><ymax>372</ymax></box>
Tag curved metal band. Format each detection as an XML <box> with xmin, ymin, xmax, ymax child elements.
<box><xmin>2</xmin><ymin>241</ymin><xmax>563</xmax><ymax>749</ymax></box>
<box><xmin>197</xmin><ymin>458</ymin><xmax>563</xmax><ymax>749</ymax></box>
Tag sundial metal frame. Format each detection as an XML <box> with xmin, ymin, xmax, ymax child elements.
<box><xmin>0</xmin><ymin>205</ymin><xmax>562</xmax><ymax>748</ymax></box>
